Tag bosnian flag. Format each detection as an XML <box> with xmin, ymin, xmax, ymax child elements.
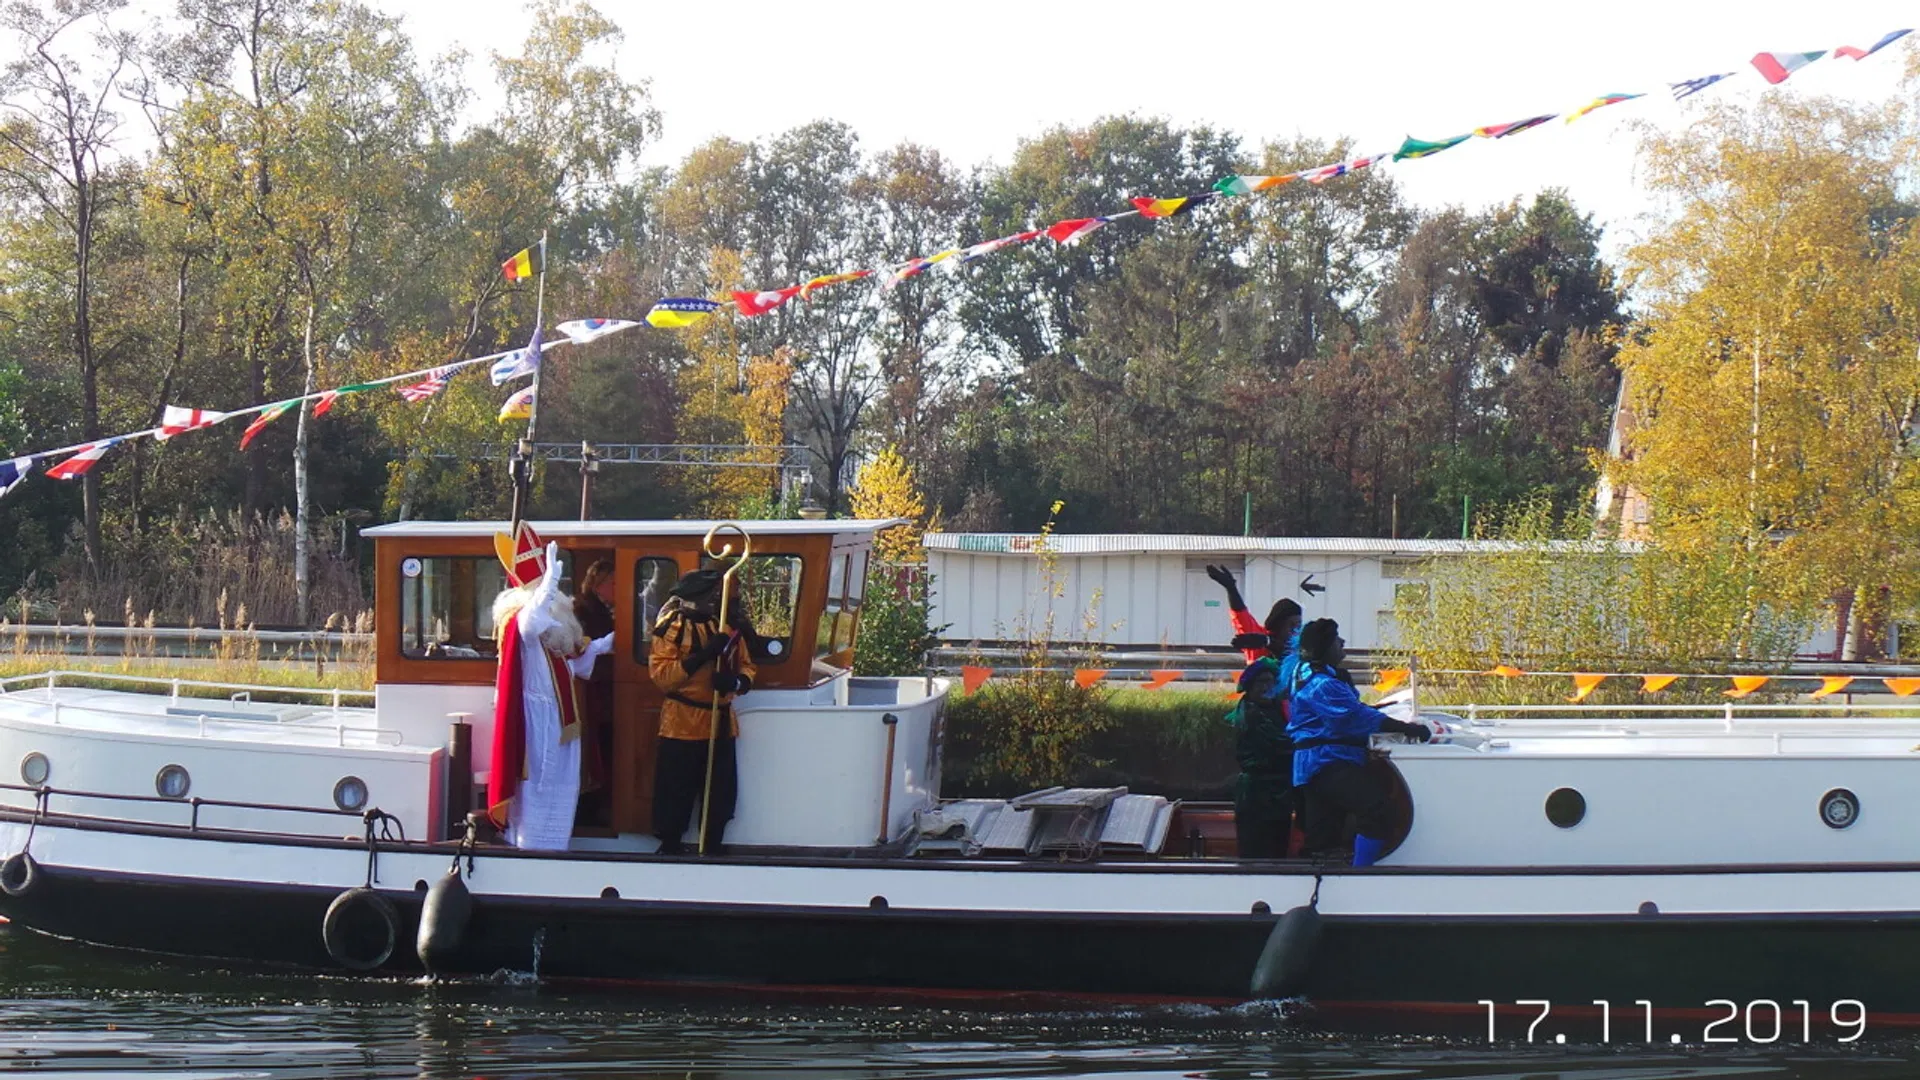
<box><xmin>45</xmin><ymin>439</ymin><xmax>119</xmax><ymax>479</ymax></box>
<box><xmin>959</xmin><ymin>229</ymin><xmax>1042</xmax><ymax>264</ymax></box>
<box><xmin>0</xmin><ymin>456</ymin><xmax>31</xmax><ymax>499</ymax></box>
<box><xmin>1045</xmin><ymin>216</ymin><xmax>1113</xmax><ymax>245</ymax></box>
<box><xmin>157</xmin><ymin>406</ymin><xmax>228</xmax><ymax>441</ymax></box>
<box><xmin>732</xmin><ymin>287</ymin><xmax>802</xmax><ymax>317</ymax></box>
<box><xmin>557</xmin><ymin>317</ymin><xmax>640</xmax><ymax>344</ymax></box>
<box><xmin>1750</xmin><ymin>50</ymin><xmax>1825</xmax><ymax>84</ymax></box>
<box><xmin>398</xmin><ymin>366</ymin><xmax>455</xmax><ymax>402</ymax></box>
<box><xmin>1835</xmin><ymin>30</ymin><xmax>1910</xmax><ymax>60</ymax></box>
<box><xmin>645</xmin><ymin>298</ymin><xmax>722</xmax><ymax>329</ymax></box>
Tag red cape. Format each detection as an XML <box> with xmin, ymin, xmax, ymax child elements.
<box><xmin>486</xmin><ymin>609</ymin><xmax>583</xmax><ymax>830</ymax></box>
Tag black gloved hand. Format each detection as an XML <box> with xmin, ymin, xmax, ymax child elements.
<box><xmin>712</xmin><ymin>671</ymin><xmax>753</xmax><ymax>695</ymax></box>
<box><xmin>1230</xmin><ymin>632</ymin><xmax>1271</xmax><ymax>652</ymax></box>
<box><xmin>1381</xmin><ymin>718</ymin><xmax>1432</xmax><ymax>743</ymax></box>
<box><xmin>1204</xmin><ymin>565</ymin><xmax>1248</xmax><ymax>612</ymax></box>
<box><xmin>680</xmin><ymin>632</ymin><xmax>730</xmax><ymax>675</ymax></box>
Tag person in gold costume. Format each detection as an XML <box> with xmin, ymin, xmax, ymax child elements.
<box><xmin>647</xmin><ymin>568</ymin><xmax>757</xmax><ymax>855</ymax></box>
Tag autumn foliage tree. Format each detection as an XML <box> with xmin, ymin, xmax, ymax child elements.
<box><xmin>1611</xmin><ymin>93</ymin><xmax>1920</xmax><ymax>656</ymax></box>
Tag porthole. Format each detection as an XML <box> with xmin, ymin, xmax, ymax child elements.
<box><xmin>333</xmin><ymin>775</ymin><xmax>369</xmax><ymax>812</ymax></box>
<box><xmin>155</xmin><ymin>764</ymin><xmax>191</xmax><ymax>800</ymax></box>
<box><xmin>1545</xmin><ymin>787</ymin><xmax>1586</xmax><ymax>829</ymax></box>
<box><xmin>19</xmin><ymin>752</ymin><xmax>48</xmax><ymax>786</ymax></box>
<box><xmin>1819</xmin><ymin>788</ymin><xmax>1859</xmax><ymax>830</ymax></box>
<box><xmin>1251</xmin><ymin>901</ymin><xmax>1272</xmax><ymax>915</ymax></box>
<box><xmin>601</xmin><ymin>886</ymin><xmax>620</xmax><ymax>900</ymax></box>
<box><xmin>869</xmin><ymin>895</ymin><xmax>888</xmax><ymax>910</ymax></box>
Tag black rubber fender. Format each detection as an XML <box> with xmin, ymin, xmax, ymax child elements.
<box><xmin>415</xmin><ymin>869</ymin><xmax>472</xmax><ymax>972</ymax></box>
<box><xmin>0</xmin><ymin>851</ymin><xmax>37</xmax><ymax>898</ymax></box>
<box><xmin>1249</xmin><ymin>903</ymin><xmax>1322</xmax><ymax>998</ymax></box>
<box><xmin>322</xmin><ymin>887</ymin><xmax>399</xmax><ymax>971</ymax></box>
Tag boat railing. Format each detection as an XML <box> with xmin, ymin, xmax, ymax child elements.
<box><xmin>1422</xmin><ymin>700</ymin><xmax>1920</xmax><ymax>748</ymax></box>
<box><xmin>0</xmin><ymin>778</ymin><xmax>376</xmax><ymax>838</ymax></box>
<box><xmin>0</xmin><ymin>670</ymin><xmax>397</xmax><ymax>748</ymax></box>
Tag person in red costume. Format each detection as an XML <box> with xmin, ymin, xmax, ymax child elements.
<box><xmin>1204</xmin><ymin>564</ymin><xmax>1301</xmax><ymax>664</ymax></box>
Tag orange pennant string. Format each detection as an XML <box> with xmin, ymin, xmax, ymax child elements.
<box><xmin>1884</xmin><ymin>677</ymin><xmax>1920</xmax><ymax>698</ymax></box>
<box><xmin>1073</xmin><ymin>669</ymin><xmax>1108</xmax><ymax>689</ymax></box>
<box><xmin>1485</xmin><ymin>664</ymin><xmax>1526</xmax><ymax>678</ymax></box>
<box><xmin>1373</xmin><ymin>668</ymin><xmax>1410</xmax><ymax>695</ymax></box>
<box><xmin>1568</xmin><ymin>673</ymin><xmax>1606</xmax><ymax>702</ymax></box>
<box><xmin>1142</xmin><ymin>670</ymin><xmax>1180</xmax><ymax>691</ymax></box>
<box><xmin>960</xmin><ymin>665</ymin><xmax>992</xmax><ymax>694</ymax></box>
<box><xmin>1810</xmin><ymin>676</ymin><xmax>1855</xmax><ymax>699</ymax></box>
<box><xmin>1641</xmin><ymin>674</ymin><xmax>1678</xmax><ymax>693</ymax></box>
<box><xmin>1724</xmin><ymin>675</ymin><xmax>1770</xmax><ymax>698</ymax></box>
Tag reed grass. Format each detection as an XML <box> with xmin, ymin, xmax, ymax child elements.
<box><xmin>0</xmin><ymin>602</ymin><xmax>376</xmax><ymax>694</ymax></box>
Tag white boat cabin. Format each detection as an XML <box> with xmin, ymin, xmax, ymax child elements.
<box><xmin>0</xmin><ymin>519</ymin><xmax>950</xmax><ymax>853</ymax></box>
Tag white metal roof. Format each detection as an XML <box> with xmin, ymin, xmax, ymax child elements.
<box><xmin>924</xmin><ymin>533</ymin><xmax>1638</xmax><ymax>557</ymax></box>
<box><xmin>365</xmin><ymin>518</ymin><xmax>906</xmax><ymax>539</ymax></box>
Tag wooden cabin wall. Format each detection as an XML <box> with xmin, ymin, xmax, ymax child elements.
<box><xmin>378</xmin><ymin>531</ymin><xmax>845</xmax><ymax>837</ymax></box>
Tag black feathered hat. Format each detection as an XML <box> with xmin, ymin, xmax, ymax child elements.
<box><xmin>668</xmin><ymin>569</ymin><xmax>725</xmax><ymax>600</ymax></box>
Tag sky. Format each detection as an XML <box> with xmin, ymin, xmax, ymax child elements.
<box><xmin>375</xmin><ymin>0</ymin><xmax>1919</xmax><ymax>259</ymax></box>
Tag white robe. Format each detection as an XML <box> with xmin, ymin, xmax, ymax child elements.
<box><xmin>504</xmin><ymin>602</ymin><xmax>611</xmax><ymax>852</ymax></box>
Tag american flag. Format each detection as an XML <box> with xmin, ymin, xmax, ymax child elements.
<box><xmin>397</xmin><ymin>366</ymin><xmax>455</xmax><ymax>402</ymax></box>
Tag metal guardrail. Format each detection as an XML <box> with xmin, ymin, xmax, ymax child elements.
<box><xmin>1</xmin><ymin>623</ymin><xmax>368</xmax><ymax>661</ymax></box>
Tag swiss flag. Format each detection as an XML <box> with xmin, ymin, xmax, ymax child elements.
<box><xmin>731</xmin><ymin>287</ymin><xmax>801</xmax><ymax>317</ymax></box>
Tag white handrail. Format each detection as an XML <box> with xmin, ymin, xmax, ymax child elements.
<box><xmin>0</xmin><ymin>669</ymin><xmax>373</xmax><ymax>703</ymax></box>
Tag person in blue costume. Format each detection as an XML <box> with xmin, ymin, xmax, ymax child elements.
<box><xmin>1286</xmin><ymin>618</ymin><xmax>1431</xmax><ymax>867</ymax></box>
<box><xmin>1228</xmin><ymin>657</ymin><xmax>1295</xmax><ymax>858</ymax></box>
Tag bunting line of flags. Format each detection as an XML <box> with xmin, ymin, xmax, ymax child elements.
<box><xmin>1366</xmin><ymin>666</ymin><xmax>1920</xmax><ymax>702</ymax></box>
<box><xmin>2</xmin><ymin>27</ymin><xmax>1910</xmax><ymax>503</ymax></box>
<box><xmin>639</xmin><ymin>27</ymin><xmax>1911</xmax><ymax>333</ymax></box>
<box><xmin>0</xmin><ymin>297</ymin><xmax>642</xmax><ymax>500</ymax></box>
<box><xmin>949</xmin><ymin>664</ymin><xmax>1920</xmax><ymax>703</ymax></box>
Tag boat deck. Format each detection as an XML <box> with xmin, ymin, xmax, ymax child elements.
<box><xmin>0</xmin><ymin>677</ymin><xmax>396</xmax><ymax>750</ymax></box>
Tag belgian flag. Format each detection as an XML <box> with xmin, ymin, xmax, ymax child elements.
<box><xmin>501</xmin><ymin>243</ymin><xmax>543</xmax><ymax>283</ymax></box>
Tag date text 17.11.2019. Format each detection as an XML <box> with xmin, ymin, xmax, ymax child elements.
<box><xmin>1479</xmin><ymin>1000</ymin><xmax>1866</xmax><ymax>1044</ymax></box>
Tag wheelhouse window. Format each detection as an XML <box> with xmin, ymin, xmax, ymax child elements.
<box><xmin>737</xmin><ymin>554</ymin><xmax>802</xmax><ymax>660</ymax></box>
<box><xmin>632</xmin><ymin>557</ymin><xmax>681</xmax><ymax>663</ymax></box>
<box><xmin>818</xmin><ymin>548</ymin><xmax>868</xmax><ymax>660</ymax></box>
<box><xmin>399</xmin><ymin>556</ymin><xmax>505</xmax><ymax>660</ymax></box>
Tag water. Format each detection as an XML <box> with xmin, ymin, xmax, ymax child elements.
<box><xmin>1</xmin><ymin>925</ymin><xmax>1914</xmax><ymax>1079</ymax></box>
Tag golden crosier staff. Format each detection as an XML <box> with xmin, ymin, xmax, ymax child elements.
<box><xmin>698</xmin><ymin>521</ymin><xmax>751</xmax><ymax>855</ymax></box>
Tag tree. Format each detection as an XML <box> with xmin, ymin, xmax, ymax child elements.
<box><xmin>848</xmin><ymin>445</ymin><xmax>927</xmax><ymax>561</ymax></box>
<box><xmin>1613</xmin><ymin>94</ymin><xmax>1920</xmax><ymax>654</ymax></box>
<box><xmin>0</xmin><ymin>0</ymin><xmax>134</xmax><ymax>567</ymax></box>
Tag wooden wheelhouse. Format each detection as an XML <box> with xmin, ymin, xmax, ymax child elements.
<box><xmin>363</xmin><ymin>518</ymin><xmax>901</xmax><ymax>837</ymax></box>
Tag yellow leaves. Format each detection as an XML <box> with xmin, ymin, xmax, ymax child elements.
<box><xmin>849</xmin><ymin>446</ymin><xmax>928</xmax><ymax>563</ymax></box>
<box><xmin>1618</xmin><ymin>93</ymin><xmax>1920</xmax><ymax>624</ymax></box>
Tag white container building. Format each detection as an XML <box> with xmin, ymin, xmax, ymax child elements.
<box><xmin>925</xmin><ymin>534</ymin><xmax>1495</xmax><ymax>652</ymax></box>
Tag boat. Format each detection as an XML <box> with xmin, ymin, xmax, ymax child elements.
<box><xmin>1</xmin><ymin>515</ymin><xmax>1918</xmax><ymax>1037</ymax></box>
